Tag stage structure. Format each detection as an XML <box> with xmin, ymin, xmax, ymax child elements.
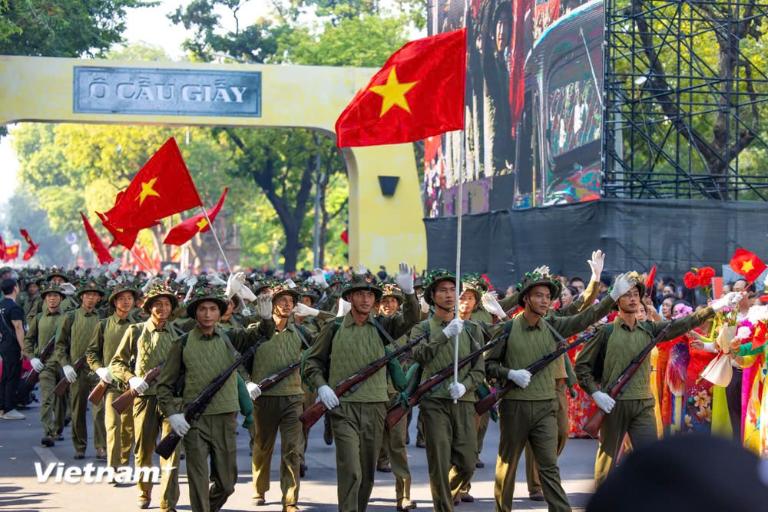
<box><xmin>603</xmin><ymin>0</ymin><xmax>768</xmax><ymax>201</ymax></box>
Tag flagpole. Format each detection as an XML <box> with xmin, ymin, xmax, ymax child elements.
<box><xmin>200</xmin><ymin>206</ymin><xmax>232</xmax><ymax>274</ymax></box>
<box><xmin>453</xmin><ymin>0</ymin><xmax>469</xmax><ymax>398</ymax></box>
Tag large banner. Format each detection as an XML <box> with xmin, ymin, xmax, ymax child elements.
<box><xmin>424</xmin><ymin>0</ymin><xmax>604</xmax><ymax>217</ymax></box>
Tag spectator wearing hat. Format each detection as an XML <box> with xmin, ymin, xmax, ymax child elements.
<box><xmin>53</xmin><ymin>279</ymin><xmax>106</xmax><ymax>458</ymax></box>
<box><xmin>23</xmin><ymin>282</ymin><xmax>67</xmax><ymax>441</ymax></box>
<box><xmin>86</xmin><ymin>282</ymin><xmax>140</xmax><ymax>470</ymax></box>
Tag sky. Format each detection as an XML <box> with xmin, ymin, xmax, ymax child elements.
<box><xmin>0</xmin><ymin>0</ymin><xmax>271</xmax><ymax>204</ymax></box>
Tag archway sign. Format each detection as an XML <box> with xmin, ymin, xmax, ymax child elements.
<box><xmin>0</xmin><ymin>56</ymin><xmax>426</xmax><ymax>270</ymax></box>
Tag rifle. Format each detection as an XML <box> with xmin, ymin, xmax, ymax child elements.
<box><xmin>88</xmin><ymin>379</ymin><xmax>109</xmax><ymax>405</ymax></box>
<box><xmin>299</xmin><ymin>332</ymin><xmax>429</xmax><ymax>430</ymax></box>
<box><xmin>111</xmin><ymin>365</ymin><xmax>164</xmax><ymax>414</ymax></box>
<box><xmin>582</xmin><ymin>324</ymin><xmax>673</xmax><ymax>438</ymax></box>
<box><xmin>385</xmin><ymin>335</ymin><xmax>504</xmax><ymax>429</ymax></box>
<box><xmin>155</xmin><ymin>342</ymin><xmax>260</xmax><ymax>459</ymax></box>
<box><xmin>17</xmin><ymin>335</ymin><xmax>56</xmax><ymax>398</ymax></box>
<box><xmin>54</xmin><ymin>355</ymin><xmax>87</xmax><ymax>397</ymax></box>
<box><xmin>475</xmin><ymin>327</ymin><xmax>597</xmax><ymax>416</ymax></box>
<box><xmin>256</xmin><ymin>362</ymin><xmax>300</xmax><ymax>395</ymax></box>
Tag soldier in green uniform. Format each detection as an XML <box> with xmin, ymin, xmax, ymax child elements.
<box><xmin>575</xmin><ymin>281</ymin><xmax>743</xmax><ymax>486</ymax></box>
<box><xmin>54</xmin><ymin>279</ymin><xmax>106</xmax><ymax>459</ymax></box>
<box><xmin>86</xmin><ymin>282</ymin><xmax>139</xmax><ymax>471</ymax></box>
<box><xmin>248</xmin><ymin>281</ymin><xmax>308</xmax><ymax>511</ymax></box>
<box><xmin>156</xmin><ymin>278</ymin><xmax>273</xmax><ymax>512</ymax></box>
<box><xmin>110</xmin><ymin>283</ymin><xmax>181</xmax><ymax>510</ymax></box>
<box><xmin>376</xmin><ymin>281</ymin><xmax>417</xmax><ymax>511</ymax></box>
<box><xmin>24</xmin><ymin>282</ymin><xmax>67</xmax><ymax>446</ymax></box>
<box><xmin>27</xmin><ymin>269</ymin><xmax>79</xmax><ymax>322</ymax></box>
<box><xmin>408</xmin><ymin>270</ymin><xmax>485</xmax><ymax>512</ymax></box>
<box><xmin>485</xmin><ymin>269</ymin><xmax>636</xmax><ymax>512</ymax></box>
<box><xmin>303</xmin><ymin>264</ymin><xmax>418</xmax><ymax>512</ymax></box>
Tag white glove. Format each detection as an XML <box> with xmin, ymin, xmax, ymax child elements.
<box><xmin>95</xmin><ymin>367</ymin><xmax>112</xmax><ymax>384</ymax></box>
<box><xmin>533</xmin><ymin>265</ymin><xmax>550</xmax><ymax>276</ymax></box>
<box><xmin>734</xmin><ymin>326</ymin><xmax>752</xmax><ymax>341</ymax></box>
<box><xmin>62</xmin><ymin>365</ymin><xmax>77</xmax><ymax>383</ymax></box>
<box><xmin>129</xmin><ymin>376</ymin><xmax>149</xmax><ymax>395</ymax></box>
<box><xmin>30</xmin><ymin>358</ymin><xmax>44</xmax><ymax>372</ymax></box>
<box><xmin>60</xmin><ymin>283</ymin><xmax>77</xmax><ymax>296</ymax></box>
<box><xmin>449</xmin><ymin>382</ymin><xmax>467</xmax><ymax>400</ymax></box>
<box><xmin>442</xmin><ymin>318</ymin><xmax>464</xmax><ymax>339</ymax></box>
<box><xmin>394</xmin><ymin>262</ymin><xmax>414</xmax><ymax>294</ymax></box>
<box><xmin>246</xmin><ymin>381</ymin><xmax>262</xmax><ymax>400</ymax></box>
<box><xmin>285</xmin><ymin>278</ymin><xmax>297</xmax><ymax>289</ymax></box>
<box><xmin>610</xmin><ymin>272</ymin><xmax>637</xmax><ymax>301</ymax></box>
<box><xmin>481</xmin><ymin>292</ymin><xmax>507</xmax><ymax>319</ymax></box>
<box><xmin>317</xmin><ymin>384</ymin><xmax>340</xmax><ymax>409</ymax></box>
<box><xmin>293</xmin><ymin>303</ymin><xmax>320</xmax><ymax>317</ymax></box>
<box><xmin>168</xmin><ymin>413</ymin><xmax>190</xmax><ymax>437</ymax></box>
<box><xmin>354</xmin><ymin>264</ymin><xmax>367</xmax><ymax>275</ymax></box>
<box><xmin>588</xmin><ymin>249</ymin><xmax>605</xmax><ymax>282</ymax></box>
<box><xmin>336</xmin><ymin>298</ymin><xmax>352</xmax><ymax>317</ymax></box>
<box><xmin>311</xmin><ymin>269</ymin><xmax>329</xmax><ymax>289</ymax></box>
<box><xmin>592</xmin><ymin>391</ymin><xmax>616</xmax><ymax>413</ymax></box>
<box><xmin>225</xmin><ymin>272</ymin><xmax>245</xmax><ymax>299</ymax></box>
<box><xmin>256</xmin><ymin>293</ymin><xmax>273</xmax><ymax>319</ymax></box>
<box><xmin>711</xmin><ymin>291</ymin><xmax>745</xmax><ymax>312</ymax></box>
<box><xmin>507</xmin><ymin>369</ymin><xmax>532</xmax><ymax>388</ymax></box>
<box><xmin>420</xmin><ymin>296</ymin><xmax>430</xmax><ymax>314</ymax></box>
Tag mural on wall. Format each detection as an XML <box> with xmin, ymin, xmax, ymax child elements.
<box><xmin>424</xmin><ymin>0</ymin><xmax>604</xmax><ymax>217</ymax></box>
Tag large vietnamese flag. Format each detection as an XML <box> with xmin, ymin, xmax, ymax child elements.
<box><xmin>99</xmin><ymin>138</ymin><xmax>203</xmax><ymax>229</ymax></box>
<box><xmin>163</xmin><ymin>188</ymin><xmax>229</xmax><ymax>246</ymax></box>
<box><xmin>335</xmin><ymin>28</ymin><xmax>466</xmax><ymax>147</ymax></box>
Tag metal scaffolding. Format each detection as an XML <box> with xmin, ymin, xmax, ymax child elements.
<box><xmin>602</xmin><ymin>0</ymin><xmax>768</xmax><ymax>200</ymax></box>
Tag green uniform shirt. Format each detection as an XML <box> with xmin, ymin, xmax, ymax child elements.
<box><xmin>575</xmin><ymin>307</ymin><xmax>714</xmax><ymax>400</ymax></box>
<box><xmin>156</xmin><ymin>324</ymin><xmax>269</xmax><ymax>418</ymax></box>
<box><xmin>85</xmin><ymin>314</ymin><xmax>133</xmax><ymax>390</ymax></box>
<box><xmin>303</xmin><ymin>293</ymin><xmax>420</xmax><ymax>403</ymax></box>
<box><xmin>411</xmin><ymin>316</ymin><xmax>485</xmax><ymax>402</ymax></box>
<box><xmin>110</xmin><ymin>319</ymin><xmax>177</xmax><ymax>396</ymax></box>
<box><xmin>54</xmin><ymin>307</ymin><xmax>102</xmax><ymax>367</ymax></box>
<box><xmin>486</xmin><ymin>296</ymin><xmax>614</xmax><ymax>400</ymax></box>
<box><xmin>24</xmin><ymin>308</ymin><xmax>63</xmax><ymax>362</ymax></box>
<box><xmin>250</xmin><ymin>322</ymin><xmax>306</xmax><ymax>396</ymax></box>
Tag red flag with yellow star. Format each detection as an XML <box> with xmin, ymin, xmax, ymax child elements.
<box><xmin>4</xmin><ymin>243</ymin><xmax>20</xmax><ymax>261</ymax></box>
<box><xmin>335</xmin><ymin>28</ymin><xmax>466</xmax><ymax>147</ymax></box>
<box><xmin>99</xmin><ymin>138</ymin><xmax>202</xmax><ymax>229</ymax></box>
<box><xmin>729</xmin><ymin>248</ymin><xmax>766</xmax><ymax>283</ymax></box>
<box><xmin>163</xmin><ymin>188</ymin><xmax>228</xmax><ymax>246</ymax></box>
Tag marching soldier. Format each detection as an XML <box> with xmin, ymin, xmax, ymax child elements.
<box><xmin>24</xmin><ymin>282</ymin><xmax>67</xmax><ymax>446</ymax></box>
<box><xmin>409</xmin><ymin>270</ymin><xmax>485</xmax><ymax>512</ymax></box>
<box><xmin>376</xmin><ymin>281</ymin><xmax>417</xmax><ymax>511</ymax></box>
<box><xmin>156</xmin><ymin>278</ymin><xmax>273</xmax><ymax>512</ymax></box>
<box><xmin>110</xmin><ymin>283</ymin><xmax>181</xmax><ymax>510</ymax></box>
<box><xmin>303</xmin><ymin>265</ymin><xmax>418</xmax><ymax>512</ymax></box>
<box><xmin>575</xmin><ymin>281</ymin><xmax>743</xmax><ymax>486</ymax></box>
<box><xmin>247</xmin><ymin>281</ymin><xmax>308</xmax><ymax>511</ymax></box>
<box><xmin>485</xmin><ymin>269</ymin><xmax>634</xmax><ymax>512</ymax></box>
<box><xmin>85</xmin><ymin>281</ymin><xmax>139</xmax><ymax>471</ymax></box>
<box><xmin>54</xmin><ymin>279</ymin><xmax>106</xmax><ymax>459</ymax></box>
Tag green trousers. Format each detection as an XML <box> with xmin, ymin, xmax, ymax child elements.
<box><xmin>594</xmin><ymin>398</ymin><xmax>657</xmax><ymax>486</ymax></box>
<box><xmin>133</xmin><ymin>395</ymin><xmax>179</xmax><ymax>509</ymax></box>
<box><xmin>378</xmin><ymin>402</ymin><xmax>412</xmax><ymax>504</ymax></box>
<box><xmin>184</xmin><ymin>412</ymin><xmax>239</xmax><ymax>512</ymax></box>
<box><xmin>494</xmin><ymin>400</ymin><xmax>571</xmax><ymax>512</ymax></box>
<box><xmin>104</xmin><ymin>389</ymin><xmax>134</xmax><ymax>468</ymax></box>
<box><xmin>39</xmin><ymin>364</ymin><xmax>66</xmax><ymax>437</ymax></box>
<box><xmin>250</xmin><ymin>395</ymin><xmax>304</xmax><ymax>507</ymax></box>
<box><xmin>460</xmin><ymin>410</ymin><xmax>491</xmax><ymax>495</ymax></box>
<box><xmin>70</xmin><ymin>371</ymin><xmax>105</xmax><ymax>454</ymax></box>
<box><xmin>420</xmin><ymin>398</ymin><xmax>477</xmax><ymax>512</ymax></box>
<box><xmin>526</xmin><ymin>380</ymin><xmax>569</xmax><ymax>494</ymax></box>
<box><xmin>329</xmin><ymin>401</ymin><xmax>386</xmax><ymax>512</ymax></box>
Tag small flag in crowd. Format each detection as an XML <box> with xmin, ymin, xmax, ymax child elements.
<box><xmin>730</xmin><ymin>248</ymin><xmax>766</xmax><ymax>284</ymax></box>
<box><xmin>81</xmin><ymin>212</ymin><xmax>114</xmax><ymax>264</ymax></box>
<box><xmin>164</xmin><ymin>188</ymin><xmax>229</xmax><ymax>246</ymax></box>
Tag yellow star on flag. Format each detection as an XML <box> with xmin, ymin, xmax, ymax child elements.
<box><xmin>196</xmin><ymin>218</ymin><xmax>208</xmax><ymax>231</ymax></box>
<box><xmin>136</xmin><ymin>177</ymin><xmax>161</xmax><ymax>205</ymax></box>
<box><xmin>369</xmin><ymin>67</ymin><xmax>418</xmax><ymax>117</ymax></box>
<box><xmin>741</xmin><ymin>259</ymin><xmax>755</xmax><ymax>273</ymax></box>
